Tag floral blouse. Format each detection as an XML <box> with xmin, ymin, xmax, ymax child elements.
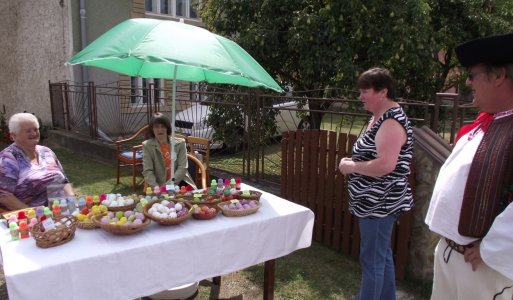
<box><xmin>0</xmin><ymin>144</ymin><xmax>69</xmax><ymax>207</ymax></box>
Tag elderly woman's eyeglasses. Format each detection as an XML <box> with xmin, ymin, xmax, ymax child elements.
<box><xmin>467</xmin><ymin>70</ymin><xmax>488</xmax><ymax>81</ymax></box>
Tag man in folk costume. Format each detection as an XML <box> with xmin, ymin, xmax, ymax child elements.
<box><xmin>425</xmin><ymin>32</ymin><xmax>513</xmax><ymax>299</ymax></box>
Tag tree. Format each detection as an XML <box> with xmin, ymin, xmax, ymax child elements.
<box><xmin>427</xmin><ymin>0</ymin><xmax>513</xmax><ymax>97</ymax></box>
<box><xmin>200</xmin><ymin>0</ymin><xmax>513</xmax><ymax>129</ymax></box>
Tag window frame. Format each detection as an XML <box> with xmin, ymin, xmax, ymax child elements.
<box><xmin>145</xmin><ymin>0</ymin><xmax>201</xmax><ymax>20</ymax></box>
<box><xmin>130</xmin><ymin>77</ymin><xmax>166</xmax><ymax>107</ymax></box>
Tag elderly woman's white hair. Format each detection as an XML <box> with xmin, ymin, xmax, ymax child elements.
<box><xmin>8</xmin><ymin>113</ymin><xmax>39</xmax><ymax>134</ymax></box>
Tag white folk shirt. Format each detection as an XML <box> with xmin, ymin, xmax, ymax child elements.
<box><xmin>425</xmin><ymin>115</ymin><xmax>513</xmax><ymax>280</ymax></box>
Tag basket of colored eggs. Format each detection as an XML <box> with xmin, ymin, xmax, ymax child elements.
<box><xmin>186</xmin><ymin>194</ymin><xmax>221</xmax><ymax>206</ymax></box>
<box><xmin>237</xmin><ymin>190</ymin><xmax>262</xmax><ymax>201</ymax></box>
<box><xmin>76</xmin><ymin>204</ymin><xmax>108</xmax><ymax>229</ymax></box>
<box><xmin>191</xmin><ymin>204</ymin><xmax>220</xmax><ymax>220</ymax></box>
<box><xmin>29</xmin><ymin>215</ymin><xmax>78</xmax><ymax>248</ymax></box>
<box><xmin>143</xmin><ymin>200</ymin><xmax>191</xmax><ymax>225</ymax></box>
<box><xmin>92</xmin><ymin>210</ymin><xmax>150</xmax><ymax>235</ymax></box>
<box><xmin>101</xmin><ymin>194</ymin><xmax>139</xmax><ymax>212</ymax></box>
<box><xmin>218</xmin><ymin>199</ymin><xmax>261</xmax><ymax>217</ymax></box>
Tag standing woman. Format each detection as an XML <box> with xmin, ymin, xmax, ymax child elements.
<box><xmin>338</xmin><ymin>67</ymin><xmax>414</xmax><ymax>300</ymax></box>
<box><xmin>0</xmin><ymin>113</ymin><xmax>74</xmax><ymax>211</ymax></box>
<box><xmin>142</xmin><ymin>113</ymin><xmax>196</xmax><ymax>189</ymax></box>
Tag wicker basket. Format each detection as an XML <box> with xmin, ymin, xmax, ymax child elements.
<box><xmin>237</xmin><ymin>190</ymin><xmax>262</xmax><ymax>201</ymax></box>
<box><xmin>29</xmin><ymin>216</ymin><xmax>78</xmax><ymax>248</ymax></box>
<box><xmin>92</xmin><ymin>213</ymin><xmax>150</xmax><ymax>235</ymax></box>
<box><xmin>191</xmin><ymin>204</ymin><xmax>221</xmax><ymax>220</ymax></box>
<box><xmin>187</xmin><ymin>195</ymin><xmax>221</xmax><ymax>206</ymax></box>
<box><xmin>106</xmin><ymin>202</ymin><xmax>137</xmax><ymax>212</ymax></box>
<box><xmin>218</xmin><ymin>201</ymin><xmax>261</xmax><ymax>217</ymax></box>
<box><xmin>77</xmin><ymin>220</ymin><xmax>98</xmax><ymax>230</ymax></box>
<box><xmin>143</xmin><ymin>200</ymin><xmax>191</xmax><ymax>225</ymax></box>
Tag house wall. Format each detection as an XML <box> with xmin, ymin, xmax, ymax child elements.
<box><xmin>0</xmin><ymin>1</ymin><xmax>18</xmax><ymax>119</ymax></box>
<box><xmin>1</xmin><ymin>0</ymin><xmax>202</xmax><ymax>132</ymax></box>
<box><xmin>0</xmin><ymin>0</ymin><xmax>133</xmax><ymax>127</ymax></box>
<box><xmin>0</xmin><ymin>0</ymin><xmax>72</xmax><ymax>125</ymax></box>
<box><xmin>69</xmin><ymin>0</ymin><xmax>132</xmax><ymax>85</ymax></box>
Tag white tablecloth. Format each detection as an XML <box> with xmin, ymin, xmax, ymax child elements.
<box><xmin>0</xmin><ymin>184</ymin><xmax>314</xmax><ymax>300</ymax></box>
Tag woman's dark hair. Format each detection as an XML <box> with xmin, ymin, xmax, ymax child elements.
<box><xmin>148</xmin><ymin>113</ymin><xmax>172</xmax><ymax>138</ymax></box>
<box><xmin>356</xmin><ymin>67</ymin><xmax>397</xmax><ymax>100</ymax></box>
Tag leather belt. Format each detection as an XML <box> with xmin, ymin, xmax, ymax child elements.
<box><xmin>445</xmin><ymin>238</ymin><xmax>473</xmax><ymax>255</ymax></box>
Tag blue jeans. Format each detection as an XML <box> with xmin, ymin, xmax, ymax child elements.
<box><xmin>356</xmin><ymin>214</ymin><xmax>399</xmax><ymax>300</ymax></box>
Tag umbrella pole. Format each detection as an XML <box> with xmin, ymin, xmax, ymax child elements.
<box><xmin>170</xmin><ymin>67</ymin><xmax>177</xmax><ymax>184</ymax></box>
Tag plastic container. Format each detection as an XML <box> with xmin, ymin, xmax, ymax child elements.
<box><xmin>9</xmin><ymin>222</ymin><xmax>19</xmax><ymax>240</ymax></box>
<box><xmin>19</xmin><ymin>220</ymin><xmax>29</xmax><ymax>239</ymax></box>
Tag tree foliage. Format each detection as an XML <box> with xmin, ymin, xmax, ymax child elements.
<box><xmin>200</xmin><ymin>0</ymin><xmax>513</xmax><ymax>101</ymax></box>
<box><xmin>199</xmin><ymin>0</ymin><xmax>512</xmax><ymax>143</ymax></box>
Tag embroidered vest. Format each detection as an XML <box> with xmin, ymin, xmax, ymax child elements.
<box><xmin>458</xmin><ymin>114</ymin><xmax>513</xmax><ymax>238</ymax></box>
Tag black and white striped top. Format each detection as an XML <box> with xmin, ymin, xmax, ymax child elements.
<box><xmin>348</xmin><ymin>107</ymin><xmax>414</xmax><ymax>218</ymax></box>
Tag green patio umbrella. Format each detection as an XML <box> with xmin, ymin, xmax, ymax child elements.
<box><xmin>67</xmin><ymin>18</ymin><xmax>282</xmax><ymax>183</ymax></box>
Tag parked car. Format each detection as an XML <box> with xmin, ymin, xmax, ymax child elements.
<box><xmin>174</xmin><ymin>100</ymin><xmax>310</xmax><ymax>149</ymax></box>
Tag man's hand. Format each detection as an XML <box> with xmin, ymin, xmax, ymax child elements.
<box><xmin>463</xmin><ymin>241</ymin><xmax>483</xmax><ymax>271</ymax></box>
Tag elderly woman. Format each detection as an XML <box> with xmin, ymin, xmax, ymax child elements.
<box><xmin>142</xmin><ymin>113</ymin><xmax>196</xmax><ymax>189</ymax></box>
<box><xmin>0</xmin><ymin>113</ymin><xmax>74</xmax><ymax>211</ymax></box>
<box><xmin>338</xmin><ymin>67</ymin><xmax>414</xmax><ymax>300</ymax></box>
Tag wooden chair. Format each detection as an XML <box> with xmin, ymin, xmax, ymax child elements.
<box><xmin>185</xmin><ymin>136</ymin><xmax>210</xmax><ymax>184</ymax></box>
<box><xmin>114</xmin><ymin>125</ymin><xmax>149</xmax><ymax>191</ymax></box>
<box><xmin>143</xmin><ymin>153</ymin><xmax>207</xmax><ymax>192</ymax></box>
<box><xmin>186</xmin><ymin>153</ymin><xmax>207</xmax><ymax>189</ymax></box>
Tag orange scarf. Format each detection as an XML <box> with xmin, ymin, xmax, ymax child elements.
<box><xmin>160</xmin><ymin>143</ymin><xmax>171</xmax><ymax>181</ymax></box>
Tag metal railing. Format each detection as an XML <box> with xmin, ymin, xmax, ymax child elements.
<box><xmin>49</xmin><ymin>81</ymin><xmax>478</xmax><ymax>184</ymax></box>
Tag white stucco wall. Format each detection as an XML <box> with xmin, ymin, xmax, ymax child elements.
<box><xmin>0</xmin><ymin>0</ymin><xmax>72</xmax><ymax>126</ymax></box>
<box><xmin>0</xmin><ymin>1</ymin><xmax>19</xmax><ymax>121</ymax></box>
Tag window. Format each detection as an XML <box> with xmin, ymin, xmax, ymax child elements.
<box><xmin>189</xmin><ymin>0</ymin><xmax>199</xmax><ymax>19</ymax></box>
<box><xmin>145</xmin><ymin>0</ymin><xmax>153</xmax><ymax>12</ymax></box>
<box><xmin>131</xmin><ymin>77</ymin><xmax>165</xmax><ymax>107</ymax></box>
<box><xmin>145</xmin><ymin>0</ymin><xmax>201</xmax><ymax>20</ymax></box>
<box><xmin>130</xmin><ymin>77</ymin><xmax>146</xmax><ymax>105</ymax></box>
<box><xmin>176</xmin><ymin>0</ymin><xmax>185</xmax><ymax>17</ymax></box>
<box><xmin>160</xmin><ymin>0</ymin><xmax>169</xmax><ymax>14</ymax></box>
<box><xmin>190</xmin><ymin>82</ymin><xmax>208</xmax><ymax>102</ymax></box>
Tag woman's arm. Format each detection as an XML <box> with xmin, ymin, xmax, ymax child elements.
<box><xmin>63</xmin><ymin>183</ymin><xmax>75</xmax><ymax>197</ymax></box>
<box><xmin>0</xmin><ymin>194</ymin><xmax>29</xmax><ymax>211</ymax></box>
<box><xmin>339</xmin><ymin>118</ymin><xmax>406</xmax><ymax>177</ymax></box>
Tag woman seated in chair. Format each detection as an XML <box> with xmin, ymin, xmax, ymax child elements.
<box><xmin>0</xmin><ymin>113</ymin><xmax>74</xmax><ymax>212</ymax></box>
<box><xmin>142</xmin><ymin>113</ymin><xmax>196</xmax><ymax>190</ymax></box>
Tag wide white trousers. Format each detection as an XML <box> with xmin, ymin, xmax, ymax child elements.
<box><xmin>431</xmin><ymin>238</ymin><xmax>513</xmax><ymax>300</ymax></box>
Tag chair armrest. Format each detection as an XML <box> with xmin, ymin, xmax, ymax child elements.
<box><xmin>187</xmin><ymin>153</ymin><xmax>207</xmax><ymax>189</ymax></box>
<box><xmin>114</xmin><ymin>125</ymin><xmax>149</xmax><ymax>145</ymax></box>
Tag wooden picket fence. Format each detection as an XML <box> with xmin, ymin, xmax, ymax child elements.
<box><xmin>280</xmin><ymin>129</ymin><xmax>413</xmax><ymax>279</ymax></box>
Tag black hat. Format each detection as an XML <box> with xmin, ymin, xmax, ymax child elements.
<box><xmin>455</xmin><ymin>32</ymin><xmax>513</xmax><ymax>68</ymax></box>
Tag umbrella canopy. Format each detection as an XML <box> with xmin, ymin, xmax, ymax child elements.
<box><xmin>67</xmin><ymin>18</ymin><xmax>282</xmax><ymax>93</ymax></box>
